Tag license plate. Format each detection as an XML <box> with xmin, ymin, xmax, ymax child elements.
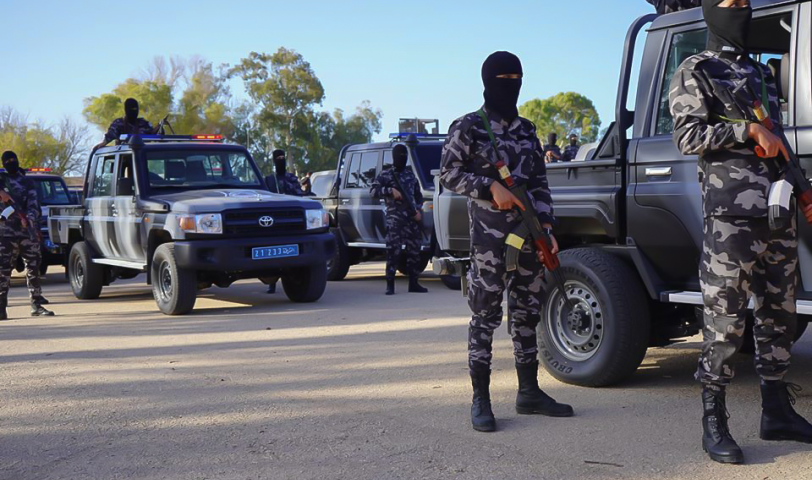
<box><xmin>252</xmin><ymin>244</ymin><xmax>299</xmax><ymax>260</ymax></box>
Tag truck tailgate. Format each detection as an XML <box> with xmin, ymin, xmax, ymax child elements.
<box><xmin>48</xmin><ymin>205</ymin><xmax>84</xmax><ymax>245</ymax></box>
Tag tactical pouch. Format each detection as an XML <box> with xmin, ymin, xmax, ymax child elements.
<box><xmin>768</xmin><ymin>179</ymin><xmax>795</xmax><ymax>231</ymax></box>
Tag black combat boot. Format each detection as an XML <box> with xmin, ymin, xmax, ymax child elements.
<box><xmin>266</xmin><ymin>282</ymin><xmax>276</xmax><ymax>294</ymax></box>
<box><xmin>385</xmin><ymin>278</ymin><xmax>395</xmax><ymax>295</ymax></box>
<box><xmin>515</xmin><ymin>361</ymin><xmax>573</xmax><ymax>417</ymax></box>
<box><xmin>0</xmin><ymin>297</ymin><xmax>7</xmax><ymax>321</ymax></box>
<box><xmin>33</xmin><ymin>295</ymin><xmax>49</xmax><ymax>305</ymax></box>
<box><xmin>702</xmin><ymin>386</ymin><xmax>744</xmax><ymax>464</ymax></box>
<box><xmin>31</xmin><ymin>300</ymin><xmax>54</xmax><ymax>317</ymax></box>
<box><xmin>470</xmin><ymin>367</ymin><xmax>496</xmax><ymax>432</ymax></box>
<box><xmin>408</xmin><ymin>275</ymin><xmax>427</xmax><ymax>293</ymax></box>
<box><xmin>760</xmin><ymin>380</ymin><xmax>812</xmax><ymax>443</ymax></box>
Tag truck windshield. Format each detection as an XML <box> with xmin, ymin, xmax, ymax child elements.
<box><xmin>145</xmin><ymin>150</ymin><xmax>261</xmax><ymax>190</ymax></box>
<box><xmin>33</xmin><ymin>179</ymin><xmax>71</xmax><ymax>206</ymax></box>
<box><xmin>413</xmin><ymin>144</ymin><xmax>442</xmax><ymax>187</ymax></box>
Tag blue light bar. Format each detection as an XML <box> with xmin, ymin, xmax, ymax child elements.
<box><xmin>118</xmin><ymin>134</ymin><xmax>224</xmax><ymax>143</ymax></box>
<box><xmin>388</xmin><ymin>132</ymin><xmax>446</xmax><ymax>139</ymax></box>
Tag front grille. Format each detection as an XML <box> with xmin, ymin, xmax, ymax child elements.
<box><xmin>223</xmin><ymin>208</ymin><xmax>306</xmax><ymax>236</ymax></box>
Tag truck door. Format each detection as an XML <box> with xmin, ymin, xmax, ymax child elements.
<box><xmin>338</xmin><ymin>150</ymin><xmax>383</xmax><ymax>246</ymax></box>
<box><xmin>111</xmin><ymin>153</ymin><xmax>146</xmax><ymax>265</ymax></box>
<box><xmin>85</xmin><ymin>154</ymin><xmax>118</xmax><ymax>259</ymax></box>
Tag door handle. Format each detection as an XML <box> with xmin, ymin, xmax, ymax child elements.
<box><xmin>645</xmin><ymin>167</ymin><xmax>672</xmax><ymax>177</ymax></box>
<box><xmin>341</xmin><ymin>199</ymin><xmax>350</xmax><ymax>204</ymax></box>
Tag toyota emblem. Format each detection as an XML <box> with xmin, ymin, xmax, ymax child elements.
<box><xmin>258</xmin><ymin>215</ymin><xmax>275</xmax><ymax>227</ymax></box>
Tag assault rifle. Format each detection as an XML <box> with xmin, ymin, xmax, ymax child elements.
<box><xmin>391</xmin><ymin>169</ymin><xmax>420</xmax><ymax>220</ymax></box>
<box><xmin>729</xmin><ymin>77</ymin><xmax>812</xmax><ymax>224</ymax></box>
<box><xmin>475</xmin><ymin>110</ymin><xmax>579</xmax><ymax>311</ymax></box>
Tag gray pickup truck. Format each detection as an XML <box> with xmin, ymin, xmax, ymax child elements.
<box><xmin>433</xmin><ymin>0</ymin><xmax>811</xmax><ymax>387</ymax></box>
<box><xmin>48</xmin><ymin>134</ymin><xmax>333</xmax><ymax>315</ymax></box>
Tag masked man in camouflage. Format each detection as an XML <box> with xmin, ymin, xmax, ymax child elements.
<box><xmin>561</xmin><ymin>134</ymin><xmax>580</xmax><ymax>162</ymax></box>
<box><xmin>0</xmin><ymin>151</ymin><xmax>54</xmax><ymax>320</ymax></box>
<box><xmin>370</xmin><ymin>144</ymin><xmax>427</xmax><ymax>295</ymax></box>
<box><xmin>95</xmin><ymin>98</ymin><xmax>156</xmax><ymax>149</ymax></box>
<box><xmin>670</xmin><ymin>0</ymin><xmax>812</xmax><ymax>464</ymax></box>
<box><xmin>441</xmin><ymin>51</ymin><xmax>574</xmax><ymax>433</ymax></box>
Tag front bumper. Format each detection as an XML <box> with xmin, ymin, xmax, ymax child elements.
<box><xmin>172</xmin><ymin>232</ymin><xmax>335</xmax><ymax>272</ymax></box>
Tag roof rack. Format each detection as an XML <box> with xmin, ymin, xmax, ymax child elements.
<box><xmin>388</xmin><ymin>132</ymin><xmax>446</xmax><ymax>142</ymax></box>
<box><xmin>118</xmin><ymin>134</ymin><xmax>224</xmax><ymax>144</ymax></box>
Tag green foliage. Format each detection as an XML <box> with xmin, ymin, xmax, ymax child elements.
<box><xmin>304</xmin><ymin>101</ymin><xmax>383</xmax><ymax>173</ymax></box>
<box><xmin>228</xmin><ymin>48</ymin><xmax>325</xmax><ymax>172</ymax></box>
<box><xmin>83</xmin><ymin>79</ymin><xmax>173</xmax><ymax>131</ymax></box>
<box><xmin>0</xmin><ymin>108</ymin><xmax>89</xmax><ymax>175</ymax></box>
<box><xmin>519</xmin><ymin>92</ymin><xmax>602</xmax><ymax>144</ymax></box>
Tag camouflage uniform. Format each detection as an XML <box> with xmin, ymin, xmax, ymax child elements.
<box><xmin>670</xmin><ymin>50</ymin><xmax>796</xmax><ymax>385</ymax></box>
<box><xmin>104</xmin><ymin>117</ymin><xmax>155</xmax><ymax>143</ymax></box>
<box><xmin>370</xmin><ymin>168</ymin><xmax>424</xmax><ymax>280</ymax></box>
<box><xmin>441</xmin><ymin>106</ymin><xmax>555</xmax><ymax>371</ymax></box>
<box><xmin>561</xmin><ymin>144</ymin><xmax>580</xmax><ymax>162</ymax></box>
<box><xmin>275</xmin><ymin>173</ymin><xmax>307</xmax><ymax>196</ymax></box>
<box><xmin>0</xmin><ymin>172</ymin><xmax>43</xmax><ymax>302</ymax></box>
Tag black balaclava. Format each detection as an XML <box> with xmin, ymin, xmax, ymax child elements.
<box><xmin>124</xmin><ymin>98</ymin><xmax>139</xmax><ymax>124</ymax></box>
<box><xmin>392</xmin><ymin>145</ymin><xmax>408</xmax><ymax>172</ymax></box>
<box><xmin>547</xmin><ymin>133</ymin><xmax>558</xmax><ymax>147</ymax></box>
<box><xmin>2</xmin><ymin>151</ymin><xmax>20</xmax><ymax>175</ymax></box>
<box><xmin>569</xmin><ymin>135</ymin><xmax>578</xmax><ymax>147</ymax></box>
<box><xmin>703</xmin><ymin>0</ymin><xmax>752</xmax><ymax>54</ymax></box>
<box><xmin>273</xmin><ymin>149</ymin><xmax>286</xmax><ymax>176</ymax></box>
<box><xmin>481</xmin><ymin>51</ymin><xmax>523</xmax><ymax>122</ymax></box>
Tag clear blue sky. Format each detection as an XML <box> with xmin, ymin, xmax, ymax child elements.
<box><xmin>0</xmin><ymin>0</ymin><xmax>654</xmax><ymax>141</ymax></box>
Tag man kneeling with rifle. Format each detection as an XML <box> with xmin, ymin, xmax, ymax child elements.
<box><xmin>440</xmin><ymin>51</ymin><xmax>575</xmax><ymax>433</ymax></box>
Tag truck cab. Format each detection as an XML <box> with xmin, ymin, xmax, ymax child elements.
<box><xmin>433</xmin><ymin>0</ymin><xmax>811</xmax><ymax>386</ymax></box>
<box><xmin>49</xmin><ymin>134</ymin><xmax>334</xmax><ymax>315</ymax></box>
<box><xmin>322</xmin><ymin>132</ymin><xmax>442</xmax><ymax>281</ymax></box>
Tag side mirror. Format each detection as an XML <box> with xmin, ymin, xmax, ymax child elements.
<box><xmin>117</xmin><ymin>177</ymin><xmax>135</xmax><ymax>196</ymax></box>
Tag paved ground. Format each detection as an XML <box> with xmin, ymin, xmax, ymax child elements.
<box><xmin>1</xmin><ymin>263</ymin><xmax>811</xmax><ymax>480</ymax></box>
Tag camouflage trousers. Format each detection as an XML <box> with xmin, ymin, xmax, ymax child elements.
<box><xmin>697</xmin><ymin>215</ymin><xmax>798</xmax><ymax>386</ymax></box>
<box><xmin>385</xmin><ymin>215</ymin><xmax>422</xmax><ymax>280</ymax></box>
<box><xmin>468</xmin><ymin>237</ymin><xmax>546</xmax><ymax>372</ymax></box>
<box><xmin>0</xmin><ymin>235</ymin><xmax>43</xmax><ymax>302</ymax></box>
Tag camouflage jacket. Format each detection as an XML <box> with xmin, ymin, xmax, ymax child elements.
<box><xmin>670</xmin><ymin>50</ymin><xmax>782</xmax><ymax>218</ymax></box>
<box><xmin>561</xmin><ymin>144</ymin><xmax>580</xmax><ymax>162</ymax></box>
<box><xmin>0</xmin><ymin>172</ymin><xmax>40</xmax><ymax>238</ymax></box>
<box><xmin>275</xmin><ymin>172</ymin><xmax>307</xmax><ymax>196</ymax></box>
<box><xmin>370</xmin><ymin>168</ymin><xmax>424</xmax><ymax>218</ymax></box>
<box><xmin>104</xmin><ymin>117</ymin><xmax>155</xmax><ymax>143</ymax></box>
<box><xmin>440</xmin><ymin>106</ymin><xmax>555</xmax><ymax>226</ymax></box>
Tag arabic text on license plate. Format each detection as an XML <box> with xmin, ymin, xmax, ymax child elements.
<box><xmin>252</xmin><ymin>244</ymin><xmax>299</xmax><ymax>260</ymax></box>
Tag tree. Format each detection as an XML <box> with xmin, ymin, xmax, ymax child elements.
<box><xmin>173</xmin><ymin>59</ymin><xmax>234</xmax><ymax>137</ymax></box>
<box><xmin>303</xmin><ymin>101</ymin><xmax>383</xmax><ymax>173</ymax></box>
<box><xmin>0</xmin><ymin>107</ymin><xmax>90</xmax><ymax>175</ymax></box>
<box><xmin>519</xmin><ymin>92</ymin><xmax>602</xmax><ymax>144</ymax></box>
<box><xmin>228</xmin><ymin>48</ymin><xmax>325</xmax><ymax>172</ymax></box>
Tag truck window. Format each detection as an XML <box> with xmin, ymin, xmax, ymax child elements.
<box><xmin>655</xmin><ymin>29</ymin><xmax>707</xmax><ymax>136</ymax></box>
<box><xmin>90</xmin><ymin>156</ymin><xmax>116</xmax><ymax>197</ymax></box>
<box><xmin>34</xmin><ymin>179</ymin><xmax>71</xmax><ymax>206</ymax></box>
<box><xmin>145</xmin><ymin>150</ymin><xmax>261</xmax><ymax>191</ymax></box>
<box><xmin>357</xmin><ymin>151</ymin><xmax>380</xmax><ymax>188</ymax></box>
<box><xmin>118</xmin><ymin>154</ymin><xmax>134</xmax><ymax>181</ymax></box>
<box><xmin>345</xmin><ymin>153</ymin><xmax>362</xmax><ymax>188</ymax></box>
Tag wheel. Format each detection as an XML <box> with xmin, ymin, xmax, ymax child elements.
<box><xmin>440</xmin><ymin>274</ymin><xmax>462</xmax><ymax>290</ymax></box>
<box><xmin>282</xmin><ymin>264</ymin><xmax>327</xmax><ymax>303</ymax></box>
<box><xmin>537</xmin><ymin>248</ymin><xmax>650</xmax><ymax>387</ymax></box>
<box><xmin>397</xmin><ymin>253</ymin><xmax>430</xmax><ymax>276</ymax></box>
<box><xmin>68</xmin><ymin>241</ymin><xmax>104</xmax><ymax>300</ymax></box>
<box><xmin>151</xmin><ymin>244</ymin><xmax>196</xmax><ymax>315</ymax></box>
<box><xmin>740</xmin><ymin>313</ymin><xmax>810</xmax><ymax>355</ymax></box>
<box><xmin>327</xmin><ymin>228</ymin><xmax>350</xmax><ymax>281</ymax></box>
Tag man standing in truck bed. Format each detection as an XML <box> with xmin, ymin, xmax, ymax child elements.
<box><xmin>440</xmin><ymin>51</ymin><xmax>574</xmax><ymax>432</ymax></box>
<box><xmin>669</xmin><ymin>0</ymin><xmax>812</xmax><ymax>464</ymax></box>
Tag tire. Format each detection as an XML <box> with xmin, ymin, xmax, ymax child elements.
<box><xmin>327</xmin><ymin>229</ymin><xmax>350</xmax><ymax>281</ymax></box>
<box><xmin>440</xmin><ymin>274</ymin><xmax>462</xmax><ymax>291</ymax></box>
<box><xmin>740</xmin><ymin>313</ymin><xmax>810</xmax><ymax>355</ymax></box>
<box><xmin>68</xmin><ymin>241</ymin><xmax>104</xmax><ymax>300</ymax></box>
<box><xmin>537</xmin><ymin>248</ymin><xmax>650</xmax><ymax>387</ymax></box>
<box><xmin>282</xmin><ymin>264</ymin><xmax>327</xmax><ymax>303</ymax></box>
<box><xmin>151</xmin><ymin>244</ymin><xmax>196</xmax><ymax>315</ymax></box>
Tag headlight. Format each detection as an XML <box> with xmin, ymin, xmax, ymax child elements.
<box><xmin>305</xmin><ymin>209</ymin><xmax>328</xmax><ymax>230</ymax></box>
<box><xmin>179</xmin><ymin>213</ymin><xmax>223</xmax><ymax>234</ymax></box>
